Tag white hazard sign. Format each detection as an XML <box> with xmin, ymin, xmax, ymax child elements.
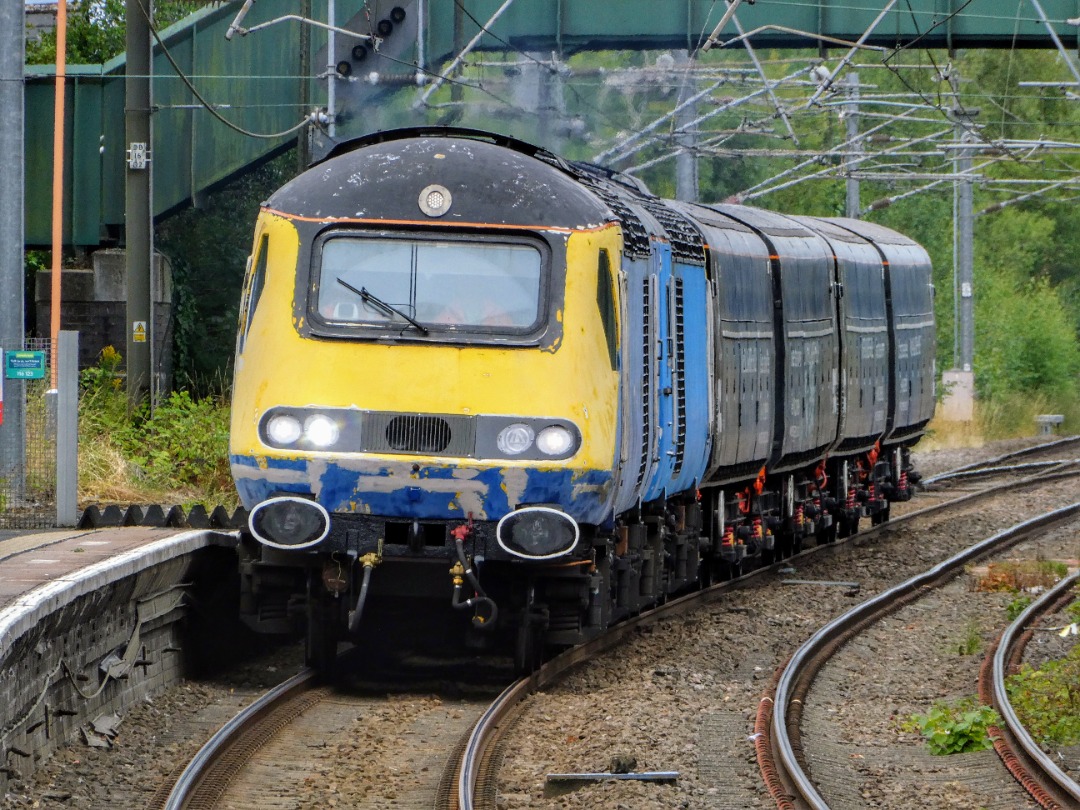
<box><xmin>133</xmin><ymin>321</ymin><xmax>147</xmax><ymax>343</ymax></box>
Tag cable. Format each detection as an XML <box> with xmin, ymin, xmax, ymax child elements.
<box><xmin>135</xmin><ymin>0</ymin><xmax>310</xmax><ymax>139</ymax></box>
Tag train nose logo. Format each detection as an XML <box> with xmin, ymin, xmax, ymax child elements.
<box><xmin>418</xmin><ymin>184</ymin><xmax>452</xmax><ymax>217</ymax></box>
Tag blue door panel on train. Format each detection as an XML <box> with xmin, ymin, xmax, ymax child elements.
<box><xmin>643</xmin><ymin>242</ymin><xmax>675</xmax><ymax>502</ymax></box>
<box><xmin>666</xmin><ymin>261</ymin><xmax>712</xmax><ymax>494</ymax></box>
<box><xmin>612</xmin><ymin>253</ymin><xmax>653</xmax><ymax>514</ymax></box>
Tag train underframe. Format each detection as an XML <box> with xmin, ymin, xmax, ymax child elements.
<box><xmin>236</xmin><ymin>443</ymin><xmax>920</xmax><ymax>671</ymax></box>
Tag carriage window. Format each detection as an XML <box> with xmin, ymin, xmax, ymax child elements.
<box><xmin>316</xmin><ymin>236</ymin><xmax>543</xmax><ymax>332</ymax></box>
<box><xmin>238</xmin><ymin>233</ymin><xmax>269</xmax><ymax>354</ymax></box>
<box><xmin>596</xmin><ymin>249</ymin><xmax>618</xmax><ymax>370</ymax></box>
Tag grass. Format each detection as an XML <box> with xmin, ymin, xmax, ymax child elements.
<box><xmin>920</xmin><ymin>392</ymin><xmax>1080</xmax><ymax>451</ymax></box>
<box><xmin>78</xmin><ymin>348</ymin><xmax>238</xmax><ymax>510</ymax></box>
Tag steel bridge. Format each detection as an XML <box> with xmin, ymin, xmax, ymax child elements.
<box><xmin>24</xmin><ymin>0</ymin><xmax>1080</xmax><ymax>247</ymax></box>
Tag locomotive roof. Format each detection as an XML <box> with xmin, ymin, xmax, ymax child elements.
<box><xmin>265</xmin><ymin>130</ymin><xmax>613</xmax><ymax>230</ymax></box>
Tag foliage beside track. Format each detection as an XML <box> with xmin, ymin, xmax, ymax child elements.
<box><xmin>1006</xmin><ymin>643</ymin><xmax>1080</xmax><ymax>748</ymax></box>
<box><xmin>78</xmin><ymin>347</ymin><xmax>237</xmax><ymax>509</ymax></box>
<box><xmin>904</xmin><ymin>698</ymin><xmax>1001</xmax><ymax>755</ymax></box>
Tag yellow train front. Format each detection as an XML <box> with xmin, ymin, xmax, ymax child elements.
<box><xmin>230</xmin><ymin>129</ymin><xmax>622</xmax><ymax>666</ymax></box>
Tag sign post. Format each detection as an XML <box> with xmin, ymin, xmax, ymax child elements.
<box><xmin>5</xmin><ymin>350</ymin><xmax>47</xmax><ymax>380</ymax></box>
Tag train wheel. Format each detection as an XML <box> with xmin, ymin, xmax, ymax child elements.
<box><xmin>514</xmin><ymin>618</ymin><xmax>546</xmax><ymax>673</ymax></box>
<box><xmin>837</xmin><ymin>513</ymin><xmax>860</xmax><ymax>539</ymax></box>
<box><xmin>306</xmin><ymin>592</ymin><xmax>341</xmax><ymax>672</ymax></box>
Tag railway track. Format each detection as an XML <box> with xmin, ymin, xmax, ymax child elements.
<box><xmin>161</xmin><ymin>661</ymin><xmax>504</xmax><ymax>809</ymax></box>
<box><xmin>763</xmin><ymin>497</ymin><xmax>1080</xmax><ymax>808</ymax></box>
<box><xmin>159</xmin><ymin>440</ymin><xmax>1080</xmax><ymax>810</ymax></box>
<box><xmin>980</xmin><ymin>571</ymin><xmax>1080</xmax><ymax>810</ymax></box>
<box><xmin>920</xmin><ymin>434</ymin><xmax>1080</xmax><ymax>488</ymax></box>
<box><xmin>459</xmin><ymin>451</ymin><xmax>1080</xmax><ymax>808</ymax></box>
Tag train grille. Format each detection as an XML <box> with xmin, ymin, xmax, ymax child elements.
<box><xmin>386</xmin><ymin>415</ymin><xmax>451</xmax><ymax>453</ymax></box>
<box><xmin>673</xmin><ymin>277</ymin><xmax>687</xmax><ymax>475</ymax></box>
<box><xmin>637</xmin><ymin>276</ymin><xmax>652</xmax><ymax>487</ymax></box>
<box><xmin>567</xmin><ymin>168</ymin><xmax>652</xmax><ymax>259</ymax></box>
<box><xmin>641</xmin><ymin>199</ymin><xmax>706</xmax><ymax>265</ymax></box>
<box><xmin>362</xmin><ymin>412</ymin><xmax>475</xmax><ymax>456</ymax></box>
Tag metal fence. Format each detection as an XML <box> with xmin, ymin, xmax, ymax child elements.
<box><xmin>0</xmin><ymin>338</ymin><xmax>56</xmax><ymax>529</ymax></box>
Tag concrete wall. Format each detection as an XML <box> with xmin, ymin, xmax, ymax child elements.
<box><xmin>0</xmin><ymin>535</ymin><xmax>240</xmax><ymax>794</ymax></box>
<box><xmin>35</xmin><ymin>249</ymin><xmax>173</xmax><ymax>389</ymax></box>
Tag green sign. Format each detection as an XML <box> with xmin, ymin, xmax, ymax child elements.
<box><xmin>5</xmin><ymin>351</ymin><xmax>46</xmax><ymax>379</ymax></box>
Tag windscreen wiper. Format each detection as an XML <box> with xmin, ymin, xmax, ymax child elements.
<box><xmin>337</xmin><ymin>279</ymin><xmax>429</xmax><ymax>335</ymax></box>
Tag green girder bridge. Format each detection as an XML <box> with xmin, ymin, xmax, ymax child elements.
<box><xmin>24</xmin><ymin>0</ymin><xmax>1080</xmax><ymax>246</ymax></box>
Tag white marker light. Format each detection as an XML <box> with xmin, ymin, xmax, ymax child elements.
<box><xmin>496</xmin><ymin>423</ymin><xmax>534</xmax><ymax>455</ymax></box>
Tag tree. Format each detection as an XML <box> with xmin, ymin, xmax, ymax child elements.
<box><xmin>25</xmin><ymin>0</ymin><xmax>201</xmax><ymax>65</ymax></box>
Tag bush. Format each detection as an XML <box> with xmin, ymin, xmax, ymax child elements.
<box><xmin>78</xmin><ymin>347</ymin><xmax>236</xmax><ymax>508</ymax></box>
<box><xmin>904</xmin><ymin>698</ymin><xmax>1000</xmax><ymax>755</ymax></box>
<box><xmin>1007</xmin><ymin>645</ymin><xmax>1080</xmax><ymax>747</ymax></box>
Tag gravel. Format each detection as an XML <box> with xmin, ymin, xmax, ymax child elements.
<box><xmin>3</xmin><ymin>438</ymin><xmax>1073</xmax><ymax>810</ymax></box>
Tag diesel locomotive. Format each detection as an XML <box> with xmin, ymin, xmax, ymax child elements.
<box><xmin>229</xmin><ymin>127</ymin><xmax>935</xmax><ymax>668</ymax></box>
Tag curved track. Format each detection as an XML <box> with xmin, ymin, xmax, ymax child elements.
<box><xmin>920</xmin><ymin>435</ymin><xmax>1080</xmax><ymax>487</ymax></box>
<box><xmin>765</xmin><ymin>497</ymin><xmax>1080</xmax><ymax>808</ymax></box>
<box><xmin>163</xmin><ymin>439</ymin><xmax>1080</xmax><ymax>810</ymax></box>
<box><xmin>980</xmin><ymin>572</ymin><xmax>1080</xmax><ymax>810</ymax></box>
<box><xmin>163</xmin><ymin>664</ymin><xmax>501</xmax><ymax>809</ymax></box>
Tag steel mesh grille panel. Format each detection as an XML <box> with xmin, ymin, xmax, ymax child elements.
<box><xmin>673</xmin><ymin>278</ymin><xmax>687</xmax><ymax>475</ymax></box>
<box><xmin>564</xmin><ymin>165</ymin><xmax>652</xmax><ymax>259</ymax></box>
<box><xmin>641</xmin><ymin>200</ymin><xmax>706</xmax><ymax>265</ymax></box>
<box><xmin>361</xmin><ymin>412</ymin><xmax>475</xmax><ymax>456</ymax></box>
<box><xmin>637</xmin><ymin>278</ymin><xmax>652</xmax><ymax>487</ymax></box>
<box><xmin>0</xmin><ymin>338</ymin><xmax>56</xmax><ymax>529</ymax></box>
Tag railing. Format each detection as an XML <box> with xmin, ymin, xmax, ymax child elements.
<box><xmin>0</xmin><ymin>332</ymin><xmax>78</xmax><ymax>530</ymax></box>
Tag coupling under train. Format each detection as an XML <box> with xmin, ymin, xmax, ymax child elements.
<box><xmin>229</xmin><ymin>127</ymin><xmax>935</xmax><ymax>668</ymax></box>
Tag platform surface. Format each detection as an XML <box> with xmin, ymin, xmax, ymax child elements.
<box><xmin>0</xmin><ymin>527</ymin><xmax>195</xmax><ymax>612</ymax></box>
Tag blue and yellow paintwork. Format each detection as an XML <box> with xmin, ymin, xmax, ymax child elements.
<box><xmin>230</xmin><ymin>209</ymin><xmax>624</xmax><ymax>527</ymax></box>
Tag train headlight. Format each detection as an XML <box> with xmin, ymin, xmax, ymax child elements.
<box><xmin>259</xmin><ymin>408</ymin><xmax>362</xmax><ymax>451</ymax></box>
<box><xmin>304</xmin><ymin>414</ymin><xmax>341</xmax><ymax>448</ymax></box>
<box><xmin>249</xmin><ymin>496</ymin><xmax>330</xmax><ymax>550</ymax></box>
<box><xmin>266</xmin><ymin>414</ymin><xmax>303</xmax><ymax>445</ymax></box>
<box><xmin>496</xmin><ymin>423</ymin><xmax>535</xmax><ymax>455</ymax></box>
<box><xmin>496</xmin><ymin>506</ymin><xmax>580</xmax><ymax>559</ymax></box>
<box><xmin>536</xmin><ymin>425</ymin><xmax>575</xmax><ymax>456</ymax></box>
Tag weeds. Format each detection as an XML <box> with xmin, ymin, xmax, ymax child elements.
<box><xmin>78</xmin><ymin>347</ymin><xmax>237</xmax><ymax>509</ymax></box>
<box><xmin>1006</xmin><ymin>645</ymin><xmax>1080</xmax><ymax>748</ymax></box>
<box><xmin>903</xmin><ymin>698</ymin><xmax>1000</xmax><ymax>755</ymax></box>
<box><xmin>955</xmin><ymin>620</ymin><xmax>983</xmax><ymax>656</ymax></box>
<box><xmin>1005</xmin><ymin>595</ymin><xmax>1034</xmax><ymax>621</ymax></box>
<box><xmin>975</xmin><ymin>560</ymin><xmax>1068</xmax><ymax>593</ymax></box>
<box><xmin>921</xmin><ymin>394</ymin><xmax>1080</xmax><ymax>450</ymax></box>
